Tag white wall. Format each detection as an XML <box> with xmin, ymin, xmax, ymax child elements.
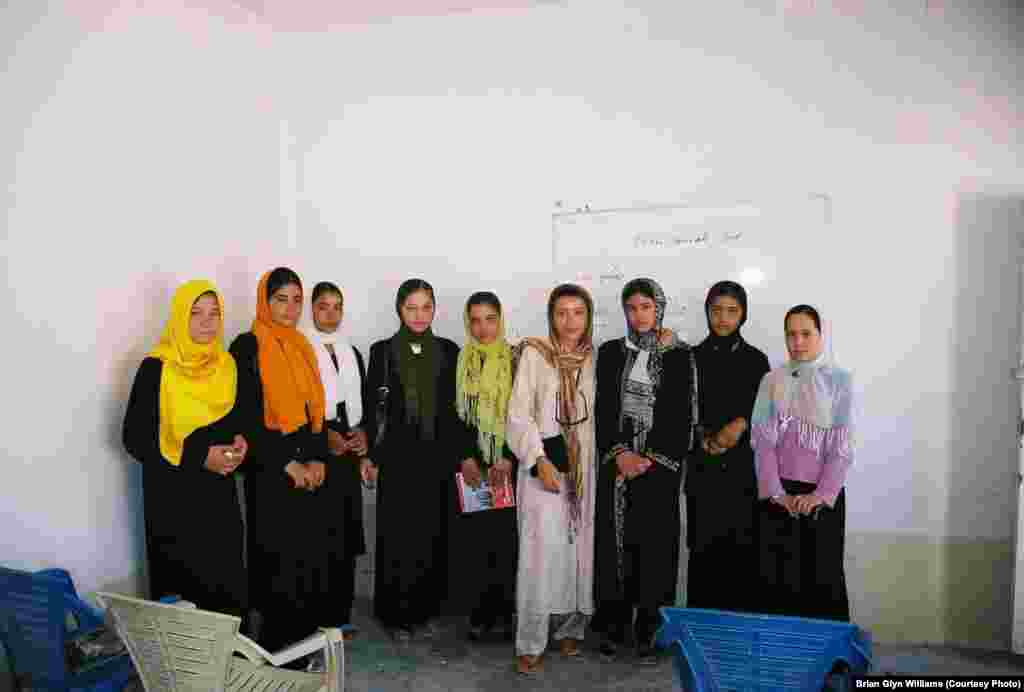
<box><xmin>2</xmin><ymin>0</ymin><xmax>1022</xmax><ymax>646</ymax></box>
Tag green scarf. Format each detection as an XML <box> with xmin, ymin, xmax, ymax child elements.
<box><xmin>456</xmin><ymin>317</ymin><xmax>512</xmax><ymax>467</ymax></box>
<box><xmin>392</xmin><ymin>324</ymin><xmax>440</xmax><ymax>441</ymax></box>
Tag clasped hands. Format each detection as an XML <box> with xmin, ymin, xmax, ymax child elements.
<box><xmin>702</xmin><ymin>418</ymin><xmax>747</xmax><ymax>456</ymax></box>
<box><xmin>327</xmin><ymin>428</ymin><xmax>368</xmax><ymax>457</ymax></box>
<box><xmin>461</xmin><ymin>457</ymin><xmax>514</xmax><ymax>490</ymax></box>
<box><xmin>771</xmin><ymin>493</ymin><xmax>825</xmax><ymax>517</ymax></box>
<box><xmin>205</xmin><ymin>435</ymin><xmax>248</xmax><ymax>476</ymax></box>
<box><xmin>615</xmin><ymin>451</ymin><xmax>651</xmax><ymax>481</ymax></box>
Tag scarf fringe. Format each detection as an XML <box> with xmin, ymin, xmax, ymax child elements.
<box><xmin>754</xmin><ymin>414</ymin><xmax>851</xmax><ymax>459</ymax></box>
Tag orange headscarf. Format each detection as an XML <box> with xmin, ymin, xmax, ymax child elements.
<box><xmin>252</xmin><ymin>271</ymin><xmax>326</xmax><ymax>434</ymax></box>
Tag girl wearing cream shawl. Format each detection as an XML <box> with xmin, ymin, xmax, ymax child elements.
<box><xmin>506</xmin><ymin>283</ymin><xmax>597</xmax><ymax>674</ymax></box>
<box><xmin>229</xmin><ymin>267</ymin><xmax>330</xmax><ymax>656</ymax></box>
<box><xmin>123</xmin><ymin>280</ymin><xmax>248</xmax><ymax>620</ymax></box>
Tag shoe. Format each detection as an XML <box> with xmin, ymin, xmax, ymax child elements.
<box><xmin>495</xmin><ymin>615</ymin><xmax>516</xmax><ymax>640</ymax></box>
<box><xmin>467</xmin><ymin>623</ymin><xmax>487</xmax><ymax>642</ymax></box>
<box><xmin>391</xmin><ymin>627</ymin><xmax>412</xmax><ymax>643</ymax></box>
<box><xmin>635</xmin><ymin>644</ymin><xmax>657</xmax><ymax>666</ymax></box>
<box><xmin>598</xmin><ymin>636</ymin><xmax>618</xmax><ymax>661</ymax></box>
<box><xmin>416</xmin><ymin>621</ymin><xmax>439</xmax><ymax>640</ymax></box>
<box><xmin>516</xmin><ymin>654</ymin><xmax>543</xmax><ymax>674</ymax></box>
<box><xmin>559</xmin><ymin>638</ymin><xmax>580</xmax><ymax>658</ymax></box>
<box><xmin>304</xmin><ymin>651</ymin><xmax>325</xmax><ymax>673</ymax></box>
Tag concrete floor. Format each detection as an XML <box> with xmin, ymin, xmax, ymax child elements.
<box><xmin>338</xmin><ymin>599</ymin><xmax>1024</xmax><ymax>691</ymax></box>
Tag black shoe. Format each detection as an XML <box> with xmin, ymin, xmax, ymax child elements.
<box><xmin>599</xmin><ymin>636</ymin><xmax>618</xmax><ymax>661</ymax></box>
<box><xmin>415</xmin><ymin>620</ymin><xmax>440</xmax><ymax>641</ymax></box>
<box><xmin>467</xmin><ymin>623</ymin><xmax>487</xmax><ymax>642</ymax></box>
<box><xmin>635</xmin><ymin>644</ymin><xmax>657</xmax><ymax>666</ymax></box>
<box><xmin>495</xmin><ymin>615</ymin><xmax>516</xmax><ymax>640</ymax></box>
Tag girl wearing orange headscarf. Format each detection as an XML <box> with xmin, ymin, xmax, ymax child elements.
<box><xmin>228</xmin><ymin>267</ymin><xmax>330</xmax><ymax>659</ymax></box>
<box><xmin>123</xmin><ymin>280</ymin><xmax>248</xmax><ymax>619</ymax></box>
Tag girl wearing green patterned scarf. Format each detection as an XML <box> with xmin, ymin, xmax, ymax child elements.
<box><xmin>454</xmin><ymin>292</ymin><xmax>518</xmax><ymax>642</ymax></box>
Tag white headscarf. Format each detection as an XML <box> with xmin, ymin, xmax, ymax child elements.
<box><xmin>302</xmin><ymin>324</ymin><xmax>363</xmax><ymax>428</ymax></box>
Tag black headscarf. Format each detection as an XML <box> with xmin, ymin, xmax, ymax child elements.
<box><xmin>704</xmin><ymin>280</ymin><xmax>747</xmax><ymax>351</ymax></box>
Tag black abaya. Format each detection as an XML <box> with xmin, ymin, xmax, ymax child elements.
<box><xmin>450</xmin><ymin>430</ymin><xmax>517</xmax><ymax>630</ymax></box>
<box><xmin>122</xmin><ymin>357</ymin><xmax>247</xmax><ymax>619</ymax></box>
<box><xmin>363</xmin><ymin>336</ymin><xmax>461</xmax><ymax>630</ymax></box>
<box><xmin>687</xmin><ymin>335</ymin><xmax>770</xmax><ymax>613</ymax></box>
<box><xmin>229</xmin><ymin>333</ymin><xmax>330</xmax><ymax>651</ymax></box>
<box><xmin>593</xmin><ymin>339</ymin><xmax>694</xmax><ymax>646</ymax></box>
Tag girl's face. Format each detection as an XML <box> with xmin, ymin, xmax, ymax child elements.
<box><xmin>189</xmin><ymin>293</ymin><xmax>221</xmax><ymax>345</ymax></box>
<box><xmin>269</xmin><ymin>283</ymin><xmax>303</xmax><ymax>328</ymax></box>
<box><xmin>313</xmin><ymin>292</ymin><xmax>343</xmax><ymax>334</ymax></box>
<box><xmin>709</xmin><ymin>295</ymin><xmax>743</xmax><ymax>337</ymax></box>
<box><xmin>785</xmin><ymin>313</ymin><xmax>822</xmax><ymax>362</ymax></box>
<box><xmin>624</xmin><ymin>292</ymin><xmax>658</xmax><ymax>334</ymax></box>
<box><xmin>401</xmin><ymin>289</ymin><xmax>435</xmax><ymax>334</ymax></box>
<box><xmin>552</xmin><ymin>296</ymin><xmax>588</xmax><ymax>347</ymax></box>
<box><xmin>468</xmin><ymin>303</ymin><xmax>500</xmax><ymax>345</ymax></box>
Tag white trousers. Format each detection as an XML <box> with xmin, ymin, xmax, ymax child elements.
<box><xmin>516</xmin><ymin>611</ymin><xmax>590</xmax><ymax>657</ymax></box>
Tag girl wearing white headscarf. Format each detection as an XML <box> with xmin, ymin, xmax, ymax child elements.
<box><xmin>302</xmin><ymin>281</ymin><xmax>371</xmax><ymax>638</ymax></box>
<box><xmin>751</xmin><ymin>304</ymin><xmax>856</xmax><ymax>621</ymax></box>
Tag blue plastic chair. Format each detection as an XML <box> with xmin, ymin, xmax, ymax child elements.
<box><xmin>656</xmin><ymin>607</ymin><xmax>872</xmax><ymax>692</ymax></box>
<box><xmin>0</xmin><ymin>566</ymin><xmax>136</xmax><ymax>691</ymax></box>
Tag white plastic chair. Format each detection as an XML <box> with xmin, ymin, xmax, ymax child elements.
<box><xmin>96</xmin><ymin>592</ymin><xmax>344</xmax><ymax>692</ymax></box>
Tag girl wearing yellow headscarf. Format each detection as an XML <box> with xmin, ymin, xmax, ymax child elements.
<box><xmin>228</xmin><ymin>267</ymin><xmax>331</xmax><ymax>659</ymax></box>
<box><xmin>454</xmin><ymin>291</ymin><xmax>519</xmax><ymax>642</ymax></box>
<box><xmin>123</xmin><ymin>279</ymin><xmax>248</xmax><ymax>621</ymax></box>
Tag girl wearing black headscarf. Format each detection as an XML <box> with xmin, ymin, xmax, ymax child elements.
<box><xmin>593</xmin><ymin>278</ymin><xmax>696</xmax><ymax>664</ymax></box>
<box><xmin>363</xmin><ymin>279</ymin><xmax>461</xmax><ymax>641</ymax></box>
<box><xmin>686</xmin><ymin>281</ymin><xmax>770</xmax><ymax>612</ymax></box>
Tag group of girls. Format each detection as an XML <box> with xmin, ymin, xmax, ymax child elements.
<box><xmin>122</xmin><ymin>267</ymin><xmax>855</xmax><ymax>675</ymax></box>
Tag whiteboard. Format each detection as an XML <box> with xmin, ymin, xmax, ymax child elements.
<box><xmin>550</xmin><ymin>195</ymin><xmax>833</xmax><ymax>364</ymax></box>
<box><xmin>550</xmin><ymin>194</ymin><xmax>833</xmax><ymax>605</ymax></box>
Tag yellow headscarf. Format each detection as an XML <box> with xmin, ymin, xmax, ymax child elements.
<box><xmin>148</xmin><ymin>280</ymin><xmax>238</xmax><ymax>466</ymax></box>
<box><xmin>456</xmin><ymin>298</ymin><xmax>512</xmax><ymax>466</ymax></box>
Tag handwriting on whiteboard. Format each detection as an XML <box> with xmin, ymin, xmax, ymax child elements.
<box><xmin>632</xmin><ymin>230</ymin><xmax>745</xmax><ymax>250</ymax></box>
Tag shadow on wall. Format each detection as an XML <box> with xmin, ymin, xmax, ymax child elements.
<box><xmin>945</xmin><ymin>193</ymin><xmax>1024</xmax><ymax>648</ymax></box>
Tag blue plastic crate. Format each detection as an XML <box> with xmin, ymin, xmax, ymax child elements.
<box><xmin>656</xmin><ymin>607</ymin><xmax>872</xmax><ymax>692</ymax></box>
<box><xmin>0</xmin><ymin>566</ymin><xmax>135</xmax><ymax>691</ymax></box>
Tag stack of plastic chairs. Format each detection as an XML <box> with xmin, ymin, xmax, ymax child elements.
<box><xmin>97</xmin><ymin>592</ymin><xmax>344</xmax><ymax>692</ymax></box>
<box><xmin>656</xmin><ymin>607</ymin><xmax>872</xmax><ymax>692</ymax></box>
<box><xmin>0</xmin><ymin>566</ymin><xmax>136</xmax><ymax>691</ymax></box>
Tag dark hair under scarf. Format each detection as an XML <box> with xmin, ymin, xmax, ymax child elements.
<box><xmin>546</xmin><ymin>283</ymin><xmax>594</xmax><ymax>347</ymax></box>
<box><xmin>467</xmin><ymin>291</ymin><xmax>502</xmax><ymax>314</ymax></box>
<box><xmin>392</xmin><ymin>278</ymin><xmax>439</xmax><ymax>441</ymax></box>
<box><xmin>311</xmin><ymin>281</ymin><xmax>343</xmax><ymax>304</ymax></box>
<box><xmin>621</xmin><ymin>278</ymin><xmax>666</xmax><ymax>352</ymax></box>
<box><xmin>266</xmin><ymin>267</ymin><xmax>303</xmax><ymax>302</ymax></box>
<box><xmin>704</xmin><ymin>280</ymin><xmax>748</xmax><ymax>350</ymax></box>
<box><xmin>785</xmin><ymin>304</ymin><xmax>821</xmax><ymax>332</ymax></box>
<box><xmin>396</xmin><ymin>279</ymin><xmax>435</xmax><ymax>317</ymax></box>
<box><xmin>620</xmin><ymin>278</ymin><xmax>680</xmax><ymax>386</ymax></box>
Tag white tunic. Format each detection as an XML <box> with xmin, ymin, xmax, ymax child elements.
<box><xmin>507</xmin><ymin>343</ymin><xmax>596</xmax><ymax>618</ymax></box>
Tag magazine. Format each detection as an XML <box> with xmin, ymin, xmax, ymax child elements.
<box><xmin>455</xmin><ymin>472</ymin><xmax>515</xmax><ymax>513</ymax></box>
